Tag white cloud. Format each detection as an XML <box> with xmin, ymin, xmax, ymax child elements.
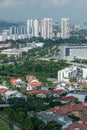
<box><xmin>50</xmin><ymin>0</ymin><xmax>70</xmax><ymax>6</ymax></box>
<box><xmin>0</xmin><ymin>0</ymin><xmax>70</xmax><ymax>8</ymax></box>
<box><xmin>27</xmin><ymin>0</ymin><xmax>70</xmax><ymax>7</ymax></box>
<box><xmin>75</xmin><ymin>0</ymin><xmax>87</xmax><ymax>8</ymax></box>
<box><xmin>0</xmin><ymin>0</ymin><xmax>23</xmax><ymax>8</ymax></box>
<box><xmin>42</xmin><ymin>0</ymin><xmax>70</xmax><ymax>8</ymax></box>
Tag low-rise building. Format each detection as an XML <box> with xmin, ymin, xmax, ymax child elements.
<box><xmin>46</xmin><ymin>103</ymin><xmax>87</xmax><ymax>118</ymax></box>
<box><xmin>37</xmin><ymin>111</ymin><xmax>72</xmax><ymax>129</ymax></box>
<box><xmin>29</xmin><ymin>90</ymin><xmax>50</xmax><ymax>98</ymax></box>
<box><xmin>65</xmin><ymin>116</ymin><xmax>87</xmax><ymax>130</ymax></box>
<box><xmin>58</xmin><ymin>66</ymin><xmax>77</xmax><ymax>82</ymax></box>
<box><xmin>0</xmin><ymin>85</ymin><xmax>9</xmax><ymax>95</ymax></box>
<box><xmin>53</xmin><ymin>89</ymin><xmax>67</xmax><ymax>97</ymax></box>
<box><xmin>59</xmin><ymin>96</ymin><xmax>78</xmax><ymax>104</ymax></box>
<box><xmin>3</xmin><ymin>90</ymin><xmax>27</xmax><ymax>101</ymax></box>
<box><xmin>58</xmin><ymin>66</ymin><xmax>87</xmax><ymax>82</ymax></box>
<box><xmin>59</xmin><ymin>45</ymin><xmax>87</xmax><ymax>61</ymax></box>
<box><xmin>27</xmin><ymin>79</ymin><xmax>42</xmax><ymax>90</ymax></box>
<box><xmin>1</xmin><ymin>48</ymin><xmax>22</xmax><ymax>57</ymax></box>
<box><xmin>11</xmin><ymin>77</ymin><xmax>27</xmax><ymax>90</ymax></box>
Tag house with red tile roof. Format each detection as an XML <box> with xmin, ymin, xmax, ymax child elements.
<box><xmin>65</xmin><ymin>121</ymin><xmax>87</xmax><ymax>130</ymax></box>
<box><xmin>29</xmin><ymin>90</ymin><xmax>49</xmax><ymax>98</ymax></box>
<box><xmin>0</xmin><ymin>85</ymin><xmax>9</xmax><ymax>95</ymax></box>
<box><xmin>11</xmin><ymin>77</ymin><xmax>22</xmax><ymax>85</ymax></box>
<box><xmin>46</xmin><ymin>103</ymin><xmax>87</xmax><ymax>117</ymax></box>
<box><xmin>27</xmin><ymin>79</ymin><xmax>42</xmax><ymax>90</ymax></box>
<box><xmin>11</xmin><ymin>77</ymin><xmax>27</xmax><ymax>90</ymax></box>
<box><xmin>59</xmin><ymin>96</ymin><xmax>78</xmax><ymax>104</ymax></box>
<box><xmin>67</xmin><ymin>82</ymin><xmax>82</xmax><ymax>91</ymax></box>
<box><xmin>81</xmin><ymin>83</ymin><xmax>87</xmax><ymax>87</ymax></box>
<box><xmin>53</xmin><ymin>89</ymin><xmax>67</xmax><ymax>97</ymax></box>
<box><xmin>64</xmin><ymin>116</ymin><xmax>87</xmax><ymax>130</ymax></box>
<box><xmin>68</xmin><ymin>82</ymin><xmax>80</xmax><ymax>85</ymax></box>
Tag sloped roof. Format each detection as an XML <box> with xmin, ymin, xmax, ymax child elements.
<box><xmin>53</xmin><ymin>89</ymin><xmax>67</xmax><ymax>94</ymax></box>
<box><xmin>0</xmin><ymin>88</ymin><xmax>8</xmax><ymax>93</ymax></box>
<box><xmin>59</xmin><ymin>96</ymin><xmax>78</xmax><ymax>102</ymax></box>
<box><xmin>46</xmin><ymin>103</ymin><xmax>86</xmax><ymax>115</ymax></box>
<box><xmin>28</xmin><ymin>79</ymin><xmax>42</xmax><ymax>87</ymax></box>
<box><xmin>11</xmin><ymin>77</ymin><xmax>22</xmax><ymax>85</ymax></box>
<box><xmin>65</xmin><ymin>121</ymin><xmax>87</xmax><ymax>130</ymax></box>
<box><xmin>29</xmin><ymin>90</ymin><xmax>48</xmax><ymax>95</ymax></box>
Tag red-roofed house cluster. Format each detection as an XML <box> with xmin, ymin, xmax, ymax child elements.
<box><xmin>65</xmin><ymin>116</ymin><xmax>87</xmax><ymax>130</ymax></box>
<box><xmin>46</xmin><ymin>103</ymin><xmax>87</xmax><ymax>117</ymax></box>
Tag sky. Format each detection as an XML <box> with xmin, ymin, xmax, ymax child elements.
<box><xmin>0</xmin><ymin>0</ymin><xmax>87</xmax><ymax>23</ymax></box>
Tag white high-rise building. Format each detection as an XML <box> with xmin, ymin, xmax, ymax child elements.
<box><xmin>41</xmin><ymin>18</ymin><xmax>53</xmax><ymax>39</ymax></box>
<box><xmin>27</xmin><ymin>18</ymin><xmax>53</xmax><ymax>39</ymax></box>
<box><xmin>61</xmin><ymin>18</ymin><xmax>70</xmax><ymax>39</ymax></box>
<box><xmin>27</xmin><ymin>19</ymin><xmax>40</xmax><ymax>38</ymax></box>
<box><xmin>27</xmin><ymin>19</ymin><xmax>34</xmax><ymax>38</ymax></box>
<box><xmin>33</xmin><ymin>19</ymin><xmax>39</xmax><ymax>37</ymax></box>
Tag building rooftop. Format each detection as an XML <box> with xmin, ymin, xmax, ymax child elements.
<box><xmin>29</xmin><ymin>90</ymin><xmax>49</xmax><ymax>96</ymax></box>
<box><xmin>11</xmin><ymin>77</ymin><xmax>22</xmax><ymax>85</ymax></box>
<box><xmin>59</xmin><ymin>96</ymin><xmax>78</xmax><ymax>102</ymax></box>
<box><xmin>53</xmin><ymin>89</ymin><xmax>67</xmax><ymax>94</ymax></box>
<box><xmin>65</xmin><ymin>118</ymin><xmax>87</xmax><ymax>130</ymax></box>
<box><xmin>28</xmin><ymin>79</ymin><xmax>42</xmax><ymax>87</ymax></box>
<box><xmin>46</xmin><ymin>103</ymin><xmax>87</xmax><ymax>115</ymax></box>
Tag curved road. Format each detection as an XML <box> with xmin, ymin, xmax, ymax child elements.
<box><xmin>67</xmin><ymin>61</ymin><xmax>87</xmax><ymax>68</ymax></box>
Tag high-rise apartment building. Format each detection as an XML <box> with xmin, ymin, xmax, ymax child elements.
<box><xmin>27</xmin><ymin>19</ymin><xmax>40</xmax><ymax>38</ymax></box>
<box><xmin>61</xmin><ymin>18</ymin><xmax>70</xmax><ymax>39</ymax></box>
<box><xmin>17</xmin><ymin>26</ymin><xmax>26</xmax><ymax>35</ymax></box>
<box><xmin>41</xmin><ymin>18</ymin><xmax>53</xmax><ymax>39</ymax></box>
<box><xmin>33</xmin><ymin>19</ymin><xmax>39</xmax><ymax>37</ymax></box>
<box><xmin>27</xmin><ymin>19</ymin><xmax>34</xmax><ymax>38</ymax></box>
<box><xmin>10</xmin><ymin>25</ymin><xmax>26</xmax><ymax>35</ymax></box>
<box><xmin>27</xmin><ymin>18</ymin><xmax>53</xmax><ymax>39</ymax></box>
<box><xmin>10</xmin><ymin>26</ymin><xmax>18</xmax><ymax>35</ymax></box>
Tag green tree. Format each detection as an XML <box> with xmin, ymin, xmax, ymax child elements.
<box><xmin>85</xmin><ymin>95</ymin><xmax>87</xmax><ymax>102</ymax></box>
<box><xmin>68</xmin><ymin>114</ymin><xmax>80</xmax><ymax>122</ymax></box>
<box><xmin>45</xmin><ymin>121</ymin><xmax>62</xmax><ymax>130</ymax></box>
<box><xmin>22</xmin><ymin>118</ymin><xmax>34</xmax><ymax>130</ymax></box>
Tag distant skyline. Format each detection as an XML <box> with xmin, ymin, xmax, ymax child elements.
<box><xmin>0</xmin><ymin>0</ymin><xmax>87</xmax><ymax>23</ymax></box>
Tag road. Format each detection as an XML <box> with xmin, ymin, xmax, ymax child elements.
<box><xmin>67</xmin><ymin>61</ymin><xmax>87</xmax><ymax>68</ymax></box>
<box><xmin>13</xmin><ymin>125</ymin><xmax>21</xmax><ymax>130</ymax></box>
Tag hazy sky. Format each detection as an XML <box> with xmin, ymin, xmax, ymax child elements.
<box><xmin>0</xmin><ymin>0</ymin><xmax>87</xmax><ymax>23</ymax></box>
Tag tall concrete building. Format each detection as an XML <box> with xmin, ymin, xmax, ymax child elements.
<box><xmin>61</xmin><ymin>18</ymin><xmax>70</xmax><ymax>39</ymax></box>
<box><xmin>10</xmin><ymin>26</ymin><xmax>18</xmax><ymax>35</ymax></box>
<box><xmin>33</xmin><ymin>19</ymin><xmax>39</xmax><ymax>37</ymax></box>
<box><xmin>41</xmin><ymin>18</ymin><xmax>53</xmax><ymax>39</ymax></box>
<box><xmin>27</xmin><ymin>19</ymin><xmax>34</xmax><ymax>38</ymax></box>
<box><xmin>10</xmin><ymin>25</ymin><xmax>26</xmax><ymax>35</ymax></box>
<box><xmin>17</xmin><ymin>26</ymin><xmax>26</xmax><ymax>35</ymax></box>
<box><xmin>27</xmin><ymin>19</ymin><xmax>40</xmax><ymax>38</ymax></box>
